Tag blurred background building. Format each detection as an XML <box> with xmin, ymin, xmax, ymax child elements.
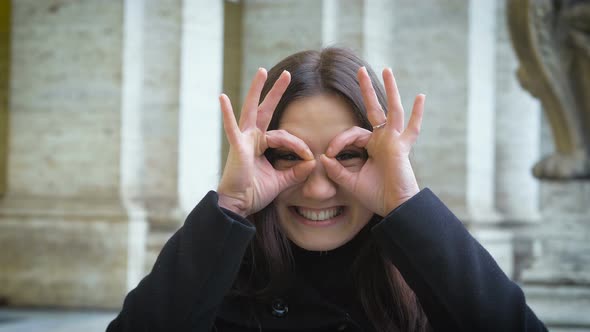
<box><xmin>0</xmin><ymin>0</ymin><xmax>588</xmax><ymax>331</ymax></box>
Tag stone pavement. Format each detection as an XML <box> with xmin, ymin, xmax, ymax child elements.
<box><xmin>0</xmin><ymin>308</ymin><xmax>116</xmax><ymax>332</ymax></box>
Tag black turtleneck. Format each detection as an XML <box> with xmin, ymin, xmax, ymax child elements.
<box><xmin>290</xmin><ymin>224</ymin><xmax>376</xmax><ymax>331</ymax></box>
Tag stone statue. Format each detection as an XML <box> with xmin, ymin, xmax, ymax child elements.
<box><xmin>507</xmin><ymin>0</ymin><xmax>590</xmax><ymax>179</ymax></box>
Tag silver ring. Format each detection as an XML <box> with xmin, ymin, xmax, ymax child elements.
<box><xmin>372</xmin><ymin>121</ymin><xmax>387</xmax><ymax>130</ymax></box>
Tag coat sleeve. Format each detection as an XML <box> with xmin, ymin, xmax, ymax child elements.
<box><xmin>106</xmin><ymin>191</ymin><xmax>256</xmax><ymax>332</ymax></box>
<box><xmin>371</xmin><ymin>188</ymin><xmax>548</xmax><ymax>332</ymax></box>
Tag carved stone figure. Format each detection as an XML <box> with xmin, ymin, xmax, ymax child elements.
<box><xmin>507</xmin><ymin>0</ymin><xmax>590</xmax><ymax>179</ymax></box>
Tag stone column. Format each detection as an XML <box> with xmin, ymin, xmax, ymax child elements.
<box><xmin>387</xmin><ymin>0</ymin><xmax>478</xmax><ymax>221</ymax></box>
<box><xmin>387</xmin><ymin>0</ymin><xmax>520</xmax><ymax>275</ymax></box>
<box><xmin>466</xmin><ymin>0</ymin><xmax>500</xmax><ymax>223</ymax></box>
<box><xmin>177</xmin><ymin>0</ymin><xmax>224</xmax><ymax>214</ymax></box>
<box><xmin>0</xmin><ymin>0</ymin><xmax>9</xmax><ymax>196</ymax></box>
<box><xmin>321</xmin><ymin>0</ymin><xmax>395</xmax><ymax>72</ymax></box>
<box><xmin>0</xmin><ymin>1</ymin><xmax>146</xmax><ymax>308</ymax></box>
<box><xmin>494</xmin><ymin>0</ymin><xmax>541</xmax><ymax>224</ymax></box>
<box><xmin>240</xmin><ymin>0</ymin><xmax>397</xmax><ymax>100</ymax></box>
<box><xmin>121</xmin><ymin>0</ymin><xmax>185</xmax><ymax>272</ymax></box>
<box><xmin>241</xmin><ymin>0</ymin><xmax>323</xmax><ymax>96</ymax></box>
<box><xmin>321</xmin><ymin>0</ymin><xmax>363</xmax><ymax>51</ymax></box>
<box><xmin>465</xmin><ymin>0</ymin><xmax>520</xmax><ymax>276</ymax></box>
<box><xmin>137</xmin><ymin>0</ymin><xmax>182</xmax><ymax>232</ymax></box>
<box><xmin>362</xmin><ymin>0</ymin><xmax>395</xmax><ymax>71</ymax></box>
<box><xmin>488</xmin><ymin>0</ymin><xmax>543</xmax><ymax>282</ymax></box>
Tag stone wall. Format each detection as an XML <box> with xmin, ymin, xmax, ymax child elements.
<box><xmin>0</xmin><ymin>1</ymin><xmax>9</xmax><ymax>196</ymax></box>
<box><xmin>0</xmin><ymin>0</ymin><xmax>224</xmax><ymax>308</ymax></box>
<box><xmin>0</xmin><ymin>0</ymin><xmax>136</xmax><ymax>308</ymax></box>
<box><xmin>0</xmin><ymin>0</ymin><xmax>587</xmax><ymax>329</ymax></box>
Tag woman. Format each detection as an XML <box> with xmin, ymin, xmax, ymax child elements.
<box><xmin>107</xmin><ymin>48</ymin><xmax>547</xmax><ymax>331</ymax></box>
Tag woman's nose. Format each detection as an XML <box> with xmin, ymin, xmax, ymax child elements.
<box><xmin>301</xmin><ymin>160</ymin><xmax>337</xmax><ymax>200</ymax></box>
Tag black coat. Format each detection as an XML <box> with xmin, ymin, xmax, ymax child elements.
<box><xmin>106</xmin><ymin>189</ymin><xmax>548</xmax><ymax>331</ymax></box>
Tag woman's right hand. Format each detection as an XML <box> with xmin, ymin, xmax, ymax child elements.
<box><xmin>217</xmin><ymin>68</ymin><xmax>316</xmax><ymax>217</ymax></box>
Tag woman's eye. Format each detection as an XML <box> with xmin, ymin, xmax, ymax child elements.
<box><xmin>334</xmin><ymin>149</ymin><xmax>367</xmax><ymax>170</ymax></box>
<box><xmin>335</xmin><ymin>150</ymin><xmax>365</xmax><ymax>161</ymax></box>
<box><xmin>269</xmin><ymin>150</ymin><xmax>303</xmax><ymax>170</ymax></box>
<box><xmin>276</xmin><ymin>152</ymin><xmax>302</xmax><ymax>161</ymax></box>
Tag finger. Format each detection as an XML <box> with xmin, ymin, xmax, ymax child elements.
<box><xmin>276</xmin><ymin>159</ymin><xmax>316</xmax><ymax>191</ymax></box>
<box><xmin>357</xmin><ymin>66</ymin><xmax>387</xmax><ymax>127</ymax></box>
<box><xmin>239</xmin><ymin>68</ymin><xmax>268</xmax><ymax>129</ymax></box>
<box><xmin>403</xmin><ymin>94</ymin><xmax>425</xmax><ymax>143</ymax></box>
<box><xmin>325</xmin><ymin>126</ymin><xmax>372</xmax><ymax>158</ymax></box>
<box><xmin>320</xmin><ymin>154</ymin><xmax>357</xmax><ymax>192</ymax></box>
<box><xmin>219</xmin><ymin>94</ymin><xmax>241</xmax><ymax>145</ymax></box>
<box><xmin>382</xmin><ymin>68</ymin><xmax>404</xmax><ymax>133</ymax></box>
<box><xmin>257</xmin><ymin>70</ymin><xmax>291</xmax><ymax>131</ymax></box>
<box><xmin>266</xmin><ymin>130</ymin><xmax>314</xmax><ymax>160</ymax></box>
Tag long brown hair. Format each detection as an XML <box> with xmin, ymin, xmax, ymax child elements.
<box><xmin>232</xmin><ymin>48</ymin><xmax>430</xmax><ymax>331</ymax></box>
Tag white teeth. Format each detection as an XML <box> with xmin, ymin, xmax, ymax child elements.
<box><xmin>295</xmin><ymin>207</ymin><xmax>342</xmax><ymax>221</ymax></box>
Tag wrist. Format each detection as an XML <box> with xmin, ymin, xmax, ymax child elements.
<box><xmin>384</xmin><ymin>186</ymin><xmax>420</xmax><ymax>215</ymax></box>
<box><xmin>217</xmin><ymin>193</ymin><xmax>249</xmax><ymax>218</ymax></box>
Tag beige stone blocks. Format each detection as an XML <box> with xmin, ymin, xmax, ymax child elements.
<box><xmin>0</xmin><ymin>203</ymin><xmax>131</xmax><ymax>308</ymax></box>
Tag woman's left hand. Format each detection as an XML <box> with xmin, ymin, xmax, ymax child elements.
<box><xmin>320</xmin><ymin>67</ymin><xmax>425</xmax><ymax>217</ymax></box>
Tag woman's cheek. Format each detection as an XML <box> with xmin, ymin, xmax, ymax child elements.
<box><xmin>340</xmin><ymin>159</ymin><xmax>366</xmax><ymax>172</ymax></box>
<box><xmin>273</xmin><ymin>160</ymin><xmax>298</xmax><ymax>171</ymax></box>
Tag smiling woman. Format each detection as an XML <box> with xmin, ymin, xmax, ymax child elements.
<box><xmin>107</xmin><ymin>48</ymin><xmax>548</xmax><ymax>332</ymax></box>
<box><xmin>272</xmin><ymin>94</ymin><xmax>374</xmax><ymax>251</ymax></box>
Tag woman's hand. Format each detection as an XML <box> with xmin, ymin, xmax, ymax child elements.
<box><xmin>217</xmin><ymin>68</ymin><xmax>316</xmax><ymax>217</ymax></box>
<box><xmin>320</xmin><ymin>67</ymin><xmax>425</xmax><ymax>217</ymax></box>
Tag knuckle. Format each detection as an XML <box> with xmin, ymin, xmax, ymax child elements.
<box><xmin>275</xmin><ymin>129</ymin><xmax>288</xmax><ymax>135</ymax></box>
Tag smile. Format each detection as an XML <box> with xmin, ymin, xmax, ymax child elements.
<box><xmin>294</xmin><ymin>206</ymin><xmax>344</xmax><ymax>221</ymax></box>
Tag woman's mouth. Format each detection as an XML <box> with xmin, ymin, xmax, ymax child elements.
<box><xmin>293</xmin><ymin>206</ymin><xmax>344</xmax><ymax>221</ymax></box>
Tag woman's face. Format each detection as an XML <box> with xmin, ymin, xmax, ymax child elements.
<box><xmin>272</xmin><ymin>94</ymin><xmax>374</xmax><ymax>251</ymax></box>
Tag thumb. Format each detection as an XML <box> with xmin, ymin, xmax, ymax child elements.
<box><xmin>320</xmin><ymin>154</ymin><xmax>357</xmax><ymax>192</ymax></box>
<box><xmin>276</xmin><ymin>159</ymin><xmax>316</xmax><ymax>191</ymax></box>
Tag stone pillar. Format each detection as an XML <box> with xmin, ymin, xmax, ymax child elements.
<box><xmin>362</xmin><ymin>0</ymin><xmax>395</xmax><ymax>71</ymax></box>
<box><xmin>240</xmin><ymin>0</ymin><xmax>397</xmax><ymax>100</ymax></box>
<box><xmin>177</xmin><ymin>0</ymin><xmax>224</xmax><ymax>214</ymax></box>
<box><xmin>494</xmin><ymin>0</ymin><xmax>541</xmax><ymax>224</ymax></box>
<box><xmin>0</xmin><ymin>1</ymin><xmax>146</xmax><ymax>308</ymax></box>
<box><xmin>388</xmin><ymin>0</ymin><xmax>472</xmax><ymax>219</ymax></box>
<box><xmin>490</xmin><ymin>0</ymin><xmax>543</xmax><ymax>282</ymax></box>
<box><xmin>465</xmin><ymin>0</ymin><xmax>517</xmax><ymax>277</ymax></box>
<box><xmin>120</xmin><ymin>0</ymin><xmax>185</xmax><ymax>272</ymax></box>
<box><xmin>466</xmin><ymin>0</ymin><xmax>500</xmax><ymax>223</ymax></box>
<box><xmin>387</xmin><ymin>0</ymin><xmax>520</xmax><ymax>276</ymax></box>
<box><xmin>241</xmin><ymin>0</ymin><xmax>323</xmax><ymax>96</ymax></box>
<box><xmin>0</xmin><ymin>1</ymin><xmax>9</xmax><ymax>197</ymax></box>
<box><xmin>321</xmin><ymin>0</ymin><xmax>363</xmax><ymax>51</ymax></box>
<box><xmin>321</xmin><ymin>0</ymin><xmax>395</xmax><ymax>72</ymax></box>
<box><xmin>137</xmin><ymin>0</ymin><xmax>182</xmax><ymax>231</ymax></box>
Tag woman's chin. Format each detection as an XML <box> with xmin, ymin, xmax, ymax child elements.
<box><xmin>291</xmin><ymin>239</ymin><xmax>346</xmax><ymax>251</ymax></box>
